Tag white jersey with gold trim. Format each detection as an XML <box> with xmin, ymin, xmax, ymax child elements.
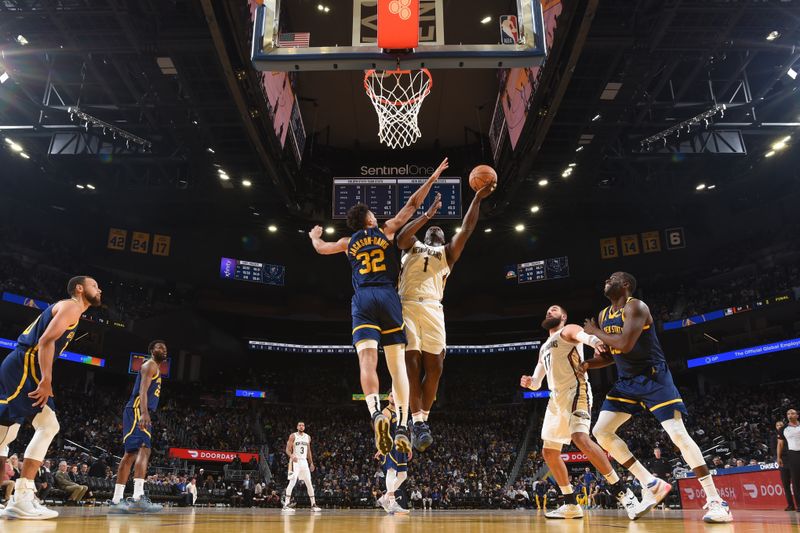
<box><xmin>540</xmin><ymin>328</ymin><xmax>590</xmax><ymax>393</ymax></box>
<box><xmin>398</xmin><ymin>241</ymin><xmax>450</xmax><ymax>302</ymax></box>
<box><xmin>293</xmin><ymin>432</ymin><xmax>310</xmax><ymax>462</ymax></box>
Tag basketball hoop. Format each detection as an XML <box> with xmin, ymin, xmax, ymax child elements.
<box><xmin>364</xmin><ymin>68</ymin><xmax>432</xmax><ymax>149</ymax></box>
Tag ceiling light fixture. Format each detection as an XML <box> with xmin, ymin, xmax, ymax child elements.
<box><xmin>772</xmin><ymin>140</ymin><xmax>788</xmax><ymax>151</ymax></box>
<box><xmin>538</xmin><ymin>179</ymin><xmax>548</xmax><ymax>187</ymax></box>
<box><xmin>515</xmin><ymin>224</ymin><xmax>525</xmax><ymax>232</ymax></box>
<box><xmin>267</xmin><ymin>225</ymin><xmax>278</xmax><ymax>233</ymax></box>
<box><xmin>67</xmin><ymin>107</ymin><xmax>152</xmax><ymax>150</ymax></box>
<box><xmin>19</xmin><ymin>152</ymin><xmax>30</xmax><ymax>159</ymax></box>
<box><xmin>568</xmin><ymin>163</ymin><xmax>576</xmax><ymax>167</ymax></box>
<box><xmin>591</xmin><ymin>114</ymin><xmax>601</xmax><ymax>122</ymax></box>
<box><xmin>765</xmin><ymin>150</ymin><xmax>775</xmax><ymax>157</ymax></box>
<box><xmin>9</xmin><ymin>142</ymin><xmax>23</xmax><ymax>152</ymax></box>
<box><xmin>640</xmin><ymin>104</ymin><xmax>726</xmax><ymax>151</ymax></box>
<box><xmin>16</xmin><ymin>35</ymin><xmax>29</xmax><ymax>46</ymax></box>
<box><xmin>766</xmin><ymin>30</ymin><xmax>780</xmax><ymax>41</ymax></box>
<box><xmin>454</xmin><ymin>227</ymin><xmax>462</xmax><ymax>233</ymax></box>
<box><xmin>86</xmin><ymin>183</ymin><xmax>96</xmax><ymax>190</ymax></box>
<box><xmin>695</xmin><ymin>183</ymin><xmax>706</xmax><ymax>191</ymax></box>
<box><xmin>242</xmin><ymin>179</ymin><xmax>252</xmax><ymax>187</ymax></box>
<box><xmin>325</xmin><ymin>227</ymin><xmax>335</xmax><ymax>235</ymax></box>
<box><xmin>76</xmin><ymin>184</ymin><xmax>85</xmax><ymax>189</ymax></box>
<box><xmin>481</xmin><ymin>16</ymin><xmax>491</xmax><ymax>24</ymax></box>
<box><xmin>708</xmin><ymin>185</ymin><xmax>716</xmax><ymax>190</ymax></box>
<box><xmin>575</xmin><ymin>146</ymin><xmax>584</xmax><ymax>152</ymax></box>
<box><xmin>484</xmin><ymin>228</ymin><xmax>492</xmax><ymax>233</ymax></box>
<box><xmin>219</xmin><ymin>174</ymin><xmax>230</xmax><ymax>181</ymax></box>
<box><xmin>4</xmin><ymin>138</ymin><xmax>13</xmax><ymax>145</ymax></box>
<box><xmin>530</xmin><ymin>205</ymin><xmax>540</xmax><ymax>213</ymax></box>
<box><xmin>788</xmin><ymin>68</ymin><xmax>798</xmax><ymax>80</ymax></box>
<box><xmin>0</xmin><ymin>71</ymin><xmax>9</xmax><ymax>84</ymax></box>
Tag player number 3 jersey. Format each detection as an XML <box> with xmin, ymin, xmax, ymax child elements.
<box><xmin>399</xmin><ymin>242</ymin><xmax>450</xmax><ymax>301</ymax></box>
<box><xmin>294</xmin><ymin>433</ymin><xmax>310</xmax><ymax>461</ymax></box>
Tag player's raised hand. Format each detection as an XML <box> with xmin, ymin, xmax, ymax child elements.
<box><xmin>308</xmin><ymin>225</ymin><xmax>323</xmax><ymax>240</ymax></box>
<box><xmin>475</xmin><ymin>182</ymin><xmax>496</xmax><ymax>200</ymax></box>
<box><xmin>432</xmin><ymin>157</ymin><xmax>449</xmax><ymax>179</ymax></box>
<box><xmin>426</xmin><ymin>192</ymin><xmax>442</xmax><ymax>218</ymax></box>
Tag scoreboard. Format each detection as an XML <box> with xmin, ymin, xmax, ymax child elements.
<box><xmin>219</xmin><ymin>257</ymin><xmax>285</xmax><ymax>286</ymax></box>
<box><xmin>333</xmin><ymin>177</ymin><xmax>462</xmax><ymax>219</ymax></box>
<box><xmin>505</xmin><ymin>256</ymin><xmax>570</xmax><ymax>284</ymax></box>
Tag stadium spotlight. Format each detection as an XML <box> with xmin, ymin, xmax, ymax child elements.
<box><xmin>538</xmin><ymin>179</ymin><xmax>548</xmax><ymax>187</ymax></box>
<box><xmin>515</xmin><ymin>224</ymin><xmax>525</xmax><ymax>232</ymax></box>
<box><xmin>695</xmin><ymin>183</ymin><xmax>706</xmax><ymax>191</ymax></box>
<box><xmin>481</xmin><ymin>16</ymin><xmax>491</xmax><ymax>24</ymax></box>
<box><xmin>325</xmin><ymin>227</ymin><xmax>335</xmax><ymax>235</ymax></box>
<box><xmin>267</xmin><ymin>225</ymin><xmax>278</xmax><ymax>233</ymax></box>
<box><xmin>530</xmin><ymin>205</ymin><xmax>540</xmax><ymax>213</ymax></box>
<box><xmin>484</xmin><ymin>228</ymin><xmax>492</xmax><ymax>233</ymax></box>
<box><xmin>766</xmin><ymin>30</ymin><xmax>780</xmax><ymax>41</ymax></box>
<box><xmin>242</xmin><ymin>179</ymin><xmax>252</xmax><ymax>187</ymax></box>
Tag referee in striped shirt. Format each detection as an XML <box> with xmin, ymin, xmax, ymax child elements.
<box><xmin>778</xmin><ymin>409</ymin><xmax>800</xmax><ymax>513</ymax></box>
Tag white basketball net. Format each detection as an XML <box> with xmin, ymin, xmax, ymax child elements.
<box><xmin>364</xmin><ymin>68</ymin><xmax>432</xmax><ymax>149</ymax></box>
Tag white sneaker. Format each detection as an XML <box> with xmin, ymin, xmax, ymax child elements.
<box><xmin>311</xmin><ymin>505</ymin><xmax>322</xmax><ymax>512</ymax></box>
<box><xmin>281</xmin><ymin>506</ymin><xmax>296</xmax><ymax>513</ymax></box>
<box><xmin>545</xmin><ymin>503</ymin><xmax>583</xmax><ymax>519</ymax></box>
<box><xmin>388</xmin><ymin>500</ymin><xmax>409</xmax><ymax>514</ymax></box>
<box><xmin>3</xmin><ymin>492</ymin><xmax>59</xmax><ymax>520</ymax></box>
<box><xmin>638</xmin><ymin>478</ymin><xmax>672</xmax><ymax>517</ymax></box>
<box><xmin>703</xmin><ymin>500</ymin><xmax>733</xmax><ymax>523</ymax></box>
<box><xmin>617</xmin><ymin>489</ymin><xmax>647</xmax><ymax>520</ymax></box>
<box><xmin>378</xmin><ymin>494</ymin><xmax>392</xmax><ymax>513</ymax></box>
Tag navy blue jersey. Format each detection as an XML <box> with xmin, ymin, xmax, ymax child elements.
<box><xmin>347</xmin><ymin>227</ymin><xmax>398</xmax><ymax>291</ymax></box>
<box><xmin>17</xmin><ymin>302</ymin><xmax>79</xmax><ymax>355</ymax></box>
<box><xmin>599</xmin><ymin>297</ymin><xmax>667</xmax><ymax>378</ymax></box>
<box><xmin>125</xmin><ymin>362</ymin><xmax>162</xmax><ymax>412</ymax></box>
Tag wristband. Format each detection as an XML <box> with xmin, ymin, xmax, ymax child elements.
<box><xmin>576</xmin><ymin>331</ymin><xmax>600</xmax><ymax>348</ymax></box>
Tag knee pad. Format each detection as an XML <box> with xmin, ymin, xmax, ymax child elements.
<box><xmin>661</xmin><ymin>416</ymin><xmax>705</xmax><ymax>469</ymax></box>
<box><xmin>542</xmin><ymin>440</ymin><xmax>564</xmax><ymax>452</ymax></box>
<box><xmin>0</xmin><ymin>424</ymin><xmax>21</xmax><ymax>457</ymax></box>
<box><xmin>26</xmin><ymin>407</ymin><xmax>60</xmax><ymax>462</ymax></box>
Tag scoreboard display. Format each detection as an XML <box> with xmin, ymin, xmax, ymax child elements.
<box><xmin>505</xmin><ymin>256</ymin><xmax>570</xmax><ymax>284</ymax></box>
<box><xmin>333</xmin><ymin>177</ymin><xmax>462</xmax><ymax>219</ymax></box>
<box><xmin>219</xmin><ymin>257</ymin><xmax>285</xmax><ymax>286</ymax></box>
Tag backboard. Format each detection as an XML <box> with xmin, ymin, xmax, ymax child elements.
<box><xmin>251</xmin><ymin>0</ymin><xmax>547</xmax><ymax>71</ymax></box>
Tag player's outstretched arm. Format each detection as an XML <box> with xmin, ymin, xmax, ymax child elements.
<box><xmin>583</xmin><ymin>299</ymin><xmax>649</xmax><ymax>353</ymax></box>
<box><xmin>308</xmin><ymin>225</ymin><xmax>349</xmax><ymax>255</ymax></box>
<box><xmin>383</xmin><ymin>157</ymin><xmax>448</xmax><ymax>238</ymax></box>
<box><xmin>520</xmin><ymin>354</ymin><xmax>546</xmax><ymax>391</ymax></box>
<box><xmin>445</xmin><ymin>184</ymin><xmax>494</xmax><ymax>268</ymax></box>
<box><xmin>395</xmin><ymin>193</ymin><xmax>442</xmax><ymax>251</ymax></box>
<box><xmin>29</xmin><ymin>300</ymin><xmax>82</xmax><ymax>408</ymax></box>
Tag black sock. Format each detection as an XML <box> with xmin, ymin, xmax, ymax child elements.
<box><xmin>564</xmin><ymin>492</ymin><xmax>577</xmax><ymax>505</ymax></box>
<box><xmin>609</xmin><ymin>480</ymin><xmax>626</xmax><ymax>499</ymax></box>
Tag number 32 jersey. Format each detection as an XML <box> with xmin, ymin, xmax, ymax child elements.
<box><xmin>399</xmin><ymin>241</ymin><xmax>450</xmax><ymax>302</ymax></box>
<box><xmin>348</xmin><ymin>227</ymin><xmax>399</xmax><ymax>290</ymax></box>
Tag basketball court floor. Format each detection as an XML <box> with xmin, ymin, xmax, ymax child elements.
<box><xmin>2</xmin><ymin>508</ymin><xmax>797</xmax><ymax>533</ymax></box>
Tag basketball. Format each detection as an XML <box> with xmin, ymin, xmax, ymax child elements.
<box><xmin>469</xmin><ymin>165</ymin><xmax>497</xmax><ymax>192</ymax></box>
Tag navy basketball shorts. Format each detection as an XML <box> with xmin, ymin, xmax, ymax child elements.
<box><xmin>601</xmin><ymin>363</ymin><xmax>688</xmax><ymax>422</ymax></box>
<box><xmin>351</xmin><ymin>286</ymin><xmax>407</xmax><ymax>348</ymax></box>
<box><xmin>0</xmin><ymin>347</ymin><xmax>56</xmax><ymax>425</ymax></box>
<box><xmin>122</xmin><ymin>397</ymin><xmax>152</xmax><ymax>453</ymax></box>
<box><xmin>382</xmin><ymin>448</ymin><xmax>409</xmax><ymax>473</ymax></box>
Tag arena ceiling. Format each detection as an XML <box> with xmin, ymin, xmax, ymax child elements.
<box><xmin>0</xmin><ymin>0</ymin><xmax>798</xmax><ymax>237</ymax></box>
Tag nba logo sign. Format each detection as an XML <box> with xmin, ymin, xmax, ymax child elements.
<box><xmin>500</xmin><ymin>15</ymin><xmax>519</xmax><ymax>45</ymax></box>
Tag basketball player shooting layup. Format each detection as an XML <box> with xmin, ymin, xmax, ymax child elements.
<box><xmin>0</xmin><ymin>276</ymin><xmax>100</xmax><ymax>520</ymax></box>
<box><xmin>110</xmin><ymin>340</ymin><xmax>167</xmax><ymax>514</ymax></box>
<box><xmin>282</xmin><ymin>421</ymin><xmax>321</xmax><ymax>513</ymax></box>
<box><xmin>519</xmin><ymin>305</ymin><xmax>642</xmax><ymax>520</ymax></box>
<box><xmin>582</xmin><ymin>272</ymin><xmax>733</xmax><ymax>523</ymax></box>
<box><xmin>395</xmin><ymin>182</ymin><xmax>495</xmax><ymax>451</ymax></box>
<box><xmin>308</xmin><ymin>158</ymin><xmax>448</xmax><ymax>455</ymax></box>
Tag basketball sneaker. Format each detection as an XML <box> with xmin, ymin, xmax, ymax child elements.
<box><xmin>372</xmin><ymin>412</ymin><xmax>393</xmax><ymax>454</ymax></box>
<box><xmin>3</xmin><ymin>491</ymin><xmax>59</xmax><ymax>520</ymax></box>
<box><xmin>702</xmin><ymin>500</ymin><xmax>733</xmax><ymax>523</ymax></box>
<box><xmin>394</xmin><ymin>426</ymin><xmax>412</xmax><ymax>454</ymax></box>
<box><xmin>388</xmin><ymin>500</ymin><xmax>410</xmax><ymax>515</ymax></box>
<box><xmin>281</xmin><ymin>505</ymin><xmax>296</xmax><ymax>513</ymax></box>
<box><xmin>638</xmin><ymin>478</ymin><xmax>672</xmax><ymax>517</ymax></box>
<box><xmin>126</xmin><ymin>496</ymin><xmax>162</xmax><ymax>514</ymax></box>
<box><xmin>108</xmin><ymin>499</ymin><xmax>132</xmax><ymax>514</ymax></box>
<box><xmin>411</xmin><ymin>421</ymin><xmax>433</xmax><ymax>452</ymax></box>
<box><xmin>617</xmin><ymin>487</ymin><xmax>644</xmax><ymax>520</ymax></box>
<box><xmin>545</xmin><ymin>503</ymin><xmax>583</xmax><ymax>519</ymax></box>
<box><xmin>378</xmin><ymin>494</ymin><xmax>392</xmax><ymax>513</ymax></box>
<box><xmin>311</xmin><ymin>505</ymin><xmax>322</xmax><ymax>512</ymax></box>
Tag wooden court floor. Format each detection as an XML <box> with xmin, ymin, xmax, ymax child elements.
<box><xmin>2</xmin><ymin>508</ymin><xmax>799</xmax><ymax>532</ymax></box>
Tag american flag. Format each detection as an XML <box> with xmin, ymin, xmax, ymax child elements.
<box><xmin>278</xmin><ymin>32</ymin><xmax>310</xmax><ymax>48</ymax></box>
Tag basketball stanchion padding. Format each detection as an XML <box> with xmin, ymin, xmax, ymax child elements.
<box><xmin>378</xmin><ymin>0</ymin><xmax>419</xmax><ymax>49</ymax></box>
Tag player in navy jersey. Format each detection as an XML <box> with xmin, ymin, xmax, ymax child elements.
<box><xmin>308</xmin><ymin>158</ymin><xmax>447</xmax><ymax>455</ymax></box>
<box><xmin>109</xmin><ymin>340</ymin><xmax>167</xmax><ymax>514</ymax></box>
<box><xmin>581</xmin><ymin>272</ymin><xmax>732</xmax><ymax>523</ymax></box>
<box><xmin>0</xmin><ymin>276</ymin><xmax>101</xmax><ymax>520</ymax></box>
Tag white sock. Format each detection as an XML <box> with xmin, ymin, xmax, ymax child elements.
<box><xmin>628</xmin><ymin>461</ymin><xmax>656</xmax><ymax>489</ymax></box>
<box><xmin>559</xmin><ymin>484</ymin><xmax>573</xmax><ymax>495</ymax></box>
<box><xmin>412</xmin><ymin>412</ymin><xmax>425</xmax><ymax>424</ymax></box>
<box><xmin>421</xmin><ymin>410</ymin><xmax>430</xmax><ymax>422</ymax></box>
<box><xmin>133</xmin><ymin>478</ymin><xmax>145</xmax><ymax>500</ymax></box>
<box><xmin>603</xmin><ymin>470</ymin><xmax>620</xmax><ymax>485</ymax></box>
<box><xmin>14</xmin><ymin>477</ymin><xmax>35</xmax><ymax>496</ymax></box>
<box><xmin>699</xmin><ymin>474</ymin><xmax>721</xmax><ymax>502</ymax></box>
<box><xmin>365</xmin><ymin>394</ymin><xmax>381</xmax><ymax>417</ymax></box>
<box><xmin>384</xmin><ymin>344</ymin><xmax>410</xmax><ymax>427</ymax></box>
<box><xmin>113</xmin><ymin>483</ymin><xmax>125</xmax><ymax>504</ymax></box>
